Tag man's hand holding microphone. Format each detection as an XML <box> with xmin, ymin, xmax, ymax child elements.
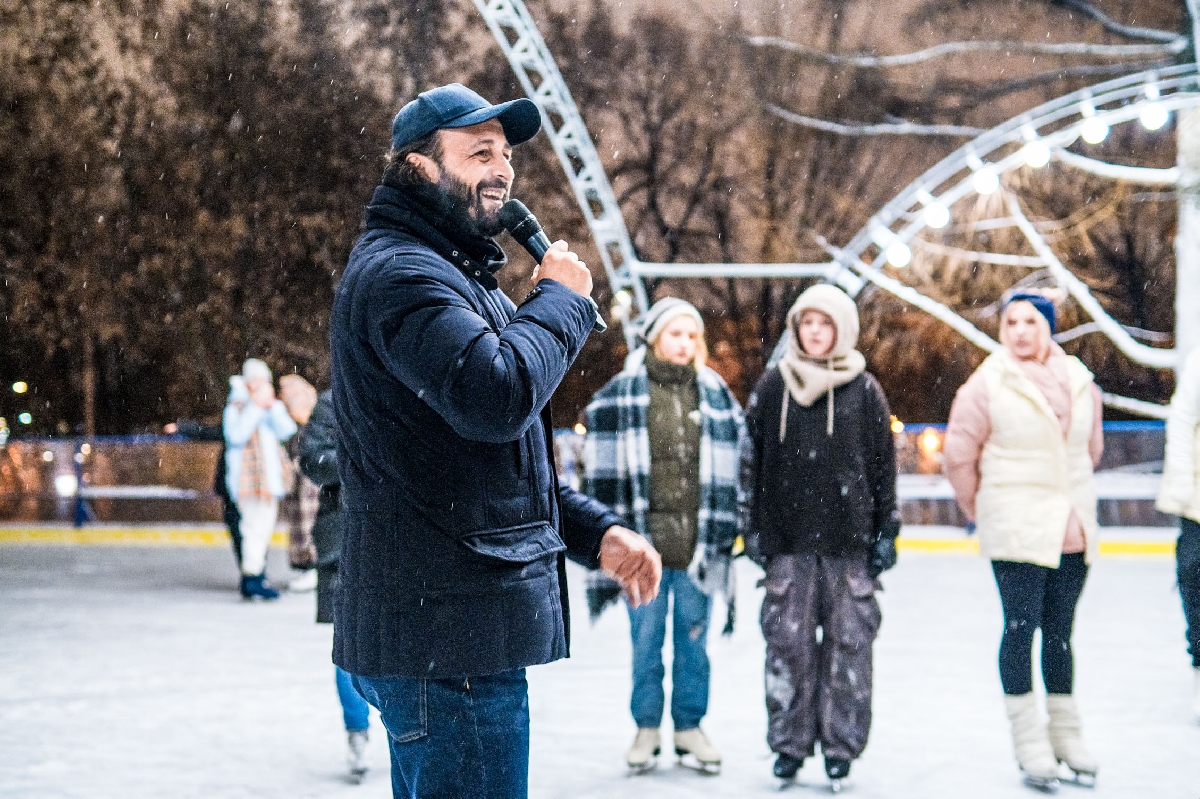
<box><xmin>500</xmin><ymin>199</ymin><xmax>606</xmax><ymax>332</ymax></box>
<box><xmin>500</xmin><ymin>199</ymin><xmax>657</xmax><ymax>604</ymax></box>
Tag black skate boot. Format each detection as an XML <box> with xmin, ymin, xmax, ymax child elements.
<box><xmin>825</xmin><ymin>757</ymin><xmax>851</xmax><ymax>793</ymax></box>
<box><xmin>773</xmin><ymin>753</ymin><xmax>804</xmax><ymax>783</ymax></box>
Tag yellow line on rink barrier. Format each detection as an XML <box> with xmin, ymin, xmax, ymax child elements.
<box><xmin>0</xmin><ymin>526</ymin><xmax>288</xmax><ymax>547</ymax></box>
<box><xmin>0</xmin><ymin>526</ymin><xmax>1175</xmax><ymax>556</ymax></box>
<box><xmin>895</xmin><ymin>537</ymin><xmax>1175</xmax><ymax>556</ymax></box>
<box><xmin>897</xmin><ymin>537</ymin><xmax>980</xmax><ymax>554</ymax></box>
<box><xmin>1097</xmin><ymin>540</ymin><xmax>1176</xmax><ymax>556</ymax></box>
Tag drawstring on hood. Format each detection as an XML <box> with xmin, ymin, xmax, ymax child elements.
<box><xmin>778</xmin><ymin>284</ymin><xmax>866</xmax><ymax>439</ymax></box>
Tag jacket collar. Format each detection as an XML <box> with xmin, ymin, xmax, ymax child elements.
<box><xmin>364</xmin><ymin>183</ymin><xmax>507</xmax><ymax>290</ymax></box>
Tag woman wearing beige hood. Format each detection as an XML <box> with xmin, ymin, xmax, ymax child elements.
<box><xmin>740</xmin><ymin>284</ymin><xmax>899</xmax><ymax>790</ymax></box>
<box><xmin>944</xmin><ymin>293</ymin><xmax>1102</xmax><ymax>792</ymax></box>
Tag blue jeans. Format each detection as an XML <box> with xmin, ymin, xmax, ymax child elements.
<box><xmin>352</xmin><ymin>669</ymin><xmax>529</xmax><ymax>799</ymax></box>
<box><xmin>1179</xmin><ymin>518</ymin><xmax>1200</xmax><ymax>668</ymax></box>
<box><xmin>336</xmin><ymin>665</ymin><xmax>370</xmax><ymax>732</ymax></box>
<box><xmin>627</xmin><ymin>567</ymin><xmax>712</xmax><ymax>729</ymax></box>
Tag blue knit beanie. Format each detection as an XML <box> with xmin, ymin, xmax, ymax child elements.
<box><xmin>1004</xmin><ymin>292</ymin><xmax>1056</xmax><ymax>334</ymax></box>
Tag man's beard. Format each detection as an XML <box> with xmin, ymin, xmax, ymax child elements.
<box><xmin>429</xmin><ymin>170</ymin><xmax>508</xmax><ymax>239</ymax></box>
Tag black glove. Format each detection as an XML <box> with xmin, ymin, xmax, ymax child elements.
<box><xmin>867</xmin><ymin>536</ymin><xmax>897</xmax><ymax>579</ymax></box>
<box><xmin>585</xmin><ymin>572</ymin><xmax>623</xmax><ymax>622</ymax></box>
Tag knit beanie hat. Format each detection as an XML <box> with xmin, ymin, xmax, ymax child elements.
<box><xmin>1004</xmin><ymin>292</ymin><xmax>1057</xmax><ymax>334</ymax></box>
<box><xmin>640</xmin><ymin>297</ymin><xmax>704</xmax><ymax>346</ymax></box>
<box><xmin>241</xmin><ymin>358</ymin><xmax>272</xmax><ymax>384</ymax></box>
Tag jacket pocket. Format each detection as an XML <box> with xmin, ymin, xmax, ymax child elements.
<box><xmin>460</xmin><ymin>521</ymin><xmax>567</xmax><ymax>564</ymax></box>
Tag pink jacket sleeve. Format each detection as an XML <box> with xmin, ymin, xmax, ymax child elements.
<box><xmin>943</xmin><ymin>371</ymin><xmax>991</xmax><ymax>521</ymax></box>
<box><xmin>1089</xmin><ymin>383</ymin><xmax>1104</xmax><ymax>468</ymax></box>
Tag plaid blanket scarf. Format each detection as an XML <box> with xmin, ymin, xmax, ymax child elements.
<box><xmin>582</xmin><ymin>364</ymin><xmax>745</xmax><ymax>596</ymax></box>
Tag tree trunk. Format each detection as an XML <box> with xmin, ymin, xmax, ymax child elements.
<box><xmin>82</xmin><ymin>333</ymin><xmax>96</xmax><ymax>437</ymax></box>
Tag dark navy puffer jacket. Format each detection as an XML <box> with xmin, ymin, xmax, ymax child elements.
<box><xmin>330</xmin><ymin>185</ymin><xmax>621</xmax><ymax>679</ymax></box>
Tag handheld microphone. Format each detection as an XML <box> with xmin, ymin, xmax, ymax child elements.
<box><xmin>499</xmin><ymin>199</ymin><xmax>607</xmax><ymax>333</ymax></box>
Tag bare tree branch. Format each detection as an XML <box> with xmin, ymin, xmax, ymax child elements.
<box><xmin>745</xmin><ymin>36</ymin><xmax>1185</xmax><ymax>66</ymax></box>
<box><xmin>1053</xmin><ymin>148</ymin><xmax>1180</xmax><ymax>185</ymax></box>
<box><xmin>1056</xmin><ymin>0</ymin><xmax>1185</xmax><ymax>43</ymax></box>
<box><xmin>937</xmin><ymin>59</ymin><xmax>1175</xmax><ymax>108</ymax></box>
<box><xmin>765</xmin><ymin>104</ymin><xmax>985</xmax><ymax>137</ymax></box>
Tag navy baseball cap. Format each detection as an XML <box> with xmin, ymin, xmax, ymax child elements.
<box><xmin>391</xmin><ymin>83</ymin><xmax>542</xmax><ymax>151</ymax></box>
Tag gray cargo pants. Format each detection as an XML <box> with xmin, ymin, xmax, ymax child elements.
<box><xmin>760</xmin><ymin>553</ymin><xmax>881</xmax><ymax>761</ymax></box>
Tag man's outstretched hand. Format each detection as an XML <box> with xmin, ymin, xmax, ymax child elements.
<box><xmin>599</xmin><ymin>526</ymin><xmax>661</xmax><ymax>608</ymax></box>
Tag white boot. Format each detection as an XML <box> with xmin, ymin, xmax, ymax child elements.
<box><xmin>288</xmin><ymin>569</ymin><xmax>318</xmax><ymax>592</ymax></box>
<box><xmin>674</xmin><ymin>727</ymin><xmax>721</xmax><ymax>772</ymax></box>
<box><xmin>1046</xmin><ymin>694</ymin><xmax>1097</xmax><ymax>783</ymax></box>
<box><xmin>626</xmin><ymin>727</ymin><xmax>660</xmax><ymax>771</ymax></box>
<box><xmin>1193</xmin><ymin>668</ymin><xmax>1200</xmax><ymax>721</ymax></box>
<box><xmin>347</xmin><ymin>730</ymin><xmax>369</xmax><ymax>783</ymax></box>
<box><xmin>1004</xmin><ymin>693</ymin><xmax>1060</xmax><ymax>792</ymax></box>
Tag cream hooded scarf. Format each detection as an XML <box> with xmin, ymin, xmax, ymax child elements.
<box><xmin>779</xmin><ymin>284</ymin><xmax>867</xmax><ymax>438</ymax></box>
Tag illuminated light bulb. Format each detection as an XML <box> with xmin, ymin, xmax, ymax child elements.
<box><xmin>1140</xmin><ymin>103</ymin><xmax>1169</xmax><ymax>131</ymax></box>
<box><xmin>919</xmin><ymin>427</ymin><xmax>941</xmax><ymax>455</ymax></box>
<box><xmin>54</xmin><ymin>474</ymin><xmax>79</xmax><ymax>497</ymax></box>
<box><xmin>972</xmin><ymin>168</ymin><xmax>1000</xmax><ymax>195</ymax></box>
<box><xmin>885</xmin><ymin>241</ymin><xmax>912</xmax><ymax>268</ymax></box>
<box><xmin>1080</xmin><ymin>117</ymin><xmax>1109</xmax><ymax>144</ymax></box>
<box><xmin>890</xmin><ymin>416</ymin><xmax>905</xmax><ymax>434</ymax></box>
<box><xmin>573</xmin><ymin>423</ymin><xmax>587</xmax><ymax>435</ymax></box>
<box><xmin>923</xmin><ymin>202</ymin><xmax>950</xmax><ymax>229</ymax></box>
<box><xmin>19</xmin><ymin>413</ymin><xmax>33</xmax><ymax>425</ymax></box>
<box><xmin>1021</xmin><ymin>140</ymin><xmax>1051</xmax><ymax>168</ymax></box>
<box><xmin>12</xmin><ymin>381</ymin><xmax>27</xmax><ymax>394</ymax></box>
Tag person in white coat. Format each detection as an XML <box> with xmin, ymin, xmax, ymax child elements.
<box><xmin>944</xmin><ymin>293</ymin><xmax>1103</xmax><ymax>791</ymax></box>
<box><xmin>1155</xmin><ymin>346</ymin><xmax>1200</xmax><ymax>719</ymax></box>
<box><xmin>223</xmin><ymin>358</ymin><xmax>297</xmax><ymax>600</ymax></box>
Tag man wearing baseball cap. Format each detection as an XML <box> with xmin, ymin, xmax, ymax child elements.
<box><xmin>329</xmin><ymin>84</ymin><xmax>661</xmax><ymax>798</ymax></box>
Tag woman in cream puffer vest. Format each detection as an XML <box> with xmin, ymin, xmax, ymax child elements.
<box><xmin>1155</xmin><ymin>346</ymin><xmax>1200</xmax><ymax>720</ymax></box>
<box><xmin>945</xmin><ymin>293</ymin><xmax>1102</xmax><ymax>792</ymax></box>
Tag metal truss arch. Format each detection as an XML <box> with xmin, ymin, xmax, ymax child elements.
<box><xmin>472</xmin><ymin>0</ymin><xmax>1190</xmax><ymax>416</ymax></box>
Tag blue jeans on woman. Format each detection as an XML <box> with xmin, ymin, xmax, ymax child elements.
<box><xmin>1179</xmin><ymin>518</ymin><xmax>1200</xmax><ymax>668</ymax></box>
<box><xmin>352</xmin><ymin>668</ymin><xmax>529</xmax><ymax>799</ymax></box>
<box><xmin>335</xmin><ymin>665</ymin><xmax>370</xmax><ymax>732</ymax></box>
<box><xmin>627</xmin><ymin>567</ymin><xmax>712</xmax><ymax>730</ymax></box>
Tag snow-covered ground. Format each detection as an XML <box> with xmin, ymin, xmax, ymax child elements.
<box><xmin>0</xmin><ymin>535</ymin><xmax>1196</xmax><ymax>798</ymax></box>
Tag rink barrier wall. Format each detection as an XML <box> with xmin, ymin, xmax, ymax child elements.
<box><xmin>0</xmin><ymin>424</ymin><xmax>1175</xmax><ymax>527</ymax></box>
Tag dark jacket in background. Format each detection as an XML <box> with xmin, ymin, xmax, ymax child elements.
<box><xmin>330</xmin><ymin>185</ymin><xmax>621</xmax><ymax>679</ymax></box>
<box><xmin>298</xmin><ymin>390</ymin><xmax>342</xmax><ymax>624</ymax></box>
<box><xmin>741</xmin><ymin>369</ymin><xmax>899</xmax><ymax>558</ymax></box>
<box><xmin>173</xmin><ymin>419</ymin><xmax>242</xmax><ymax>562</ymax></box>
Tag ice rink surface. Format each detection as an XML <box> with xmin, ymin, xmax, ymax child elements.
<box><xmin>1</xmin><ymin>533</ymin><xmax>1197</xmax><ymax>799</ymax></box>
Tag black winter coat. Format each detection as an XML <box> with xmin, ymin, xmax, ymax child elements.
<box><xmin>298</xmin><ymin>391</ymin><xmax>342</xmax><ymax>625</ymax></box>
<box><xmin>330</xmin><ymin>185</ymin><xmax>621</xmax><ymax>679</ymax></box>
<box><xmin>741</xmin><ymin>369</ymin><xmax>899</xmax><ymax>558</ymax></box>
<box><xmin>297</xmin><ymin>391</ymin><xmax>341</xmax><ymax>567</ymax></box>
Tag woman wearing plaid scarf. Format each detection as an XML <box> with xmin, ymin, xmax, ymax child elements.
<box><xmin>583</xmin><ymin>297</ymin><xmax>745</xmax><ymax>774</ymax></box>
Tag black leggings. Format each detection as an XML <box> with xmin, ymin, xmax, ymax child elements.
<box><xmin>991</xmin><ymin>554</ymin><xmax>1088</xmax><ymax>695</ymax></box>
